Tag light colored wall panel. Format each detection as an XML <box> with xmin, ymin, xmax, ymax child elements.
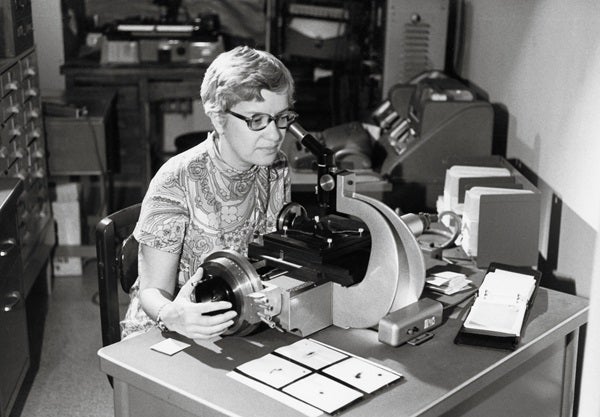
<box><xmin>459</xmin><ymin>0</ymin><xmax>600</xmax><ymax>298</ymax></box>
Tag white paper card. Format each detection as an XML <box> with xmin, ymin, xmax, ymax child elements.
<box><xmin>236</xmin><ymin>353</ymin><xmax>311</xmax><ymax>389</ymax></box>
<box><xmin>432</xmin><ymin>271</ymin><xmax>465</xmax><ymax>280</ymax></box>
<box><xmin>275</xmin><ymin>338</ymin><xmax>348</xmax><ymax>370</ymax></box>
<box><xmin>150</xmin><ymin>338</ymin><xmax>190</xmax><ymax>356</ymax></box>
<box><xmin>227</xmin><ymin>371</ymin><xmax>322</xmax><ymax>417</ymax></box>
<box><xmin>323</xmin><ymin>357</ymin><xmax>401</xmax><ymax>394</ymax></box>
<box><xmin>283</xmin><ymin>373</ymin><xmax>363</xmax><ymax>414</ymax></box>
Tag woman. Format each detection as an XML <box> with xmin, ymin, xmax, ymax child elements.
<box><xmin>120</xmin><ymin>46</ymin><xmax>296</xmax><ymax>340</ymax></box>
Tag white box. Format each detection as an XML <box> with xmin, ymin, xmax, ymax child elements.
<box><xmin>52</xmin><ymin>199</ymin><xmax>82</xmax><ymax>276</ymax></box>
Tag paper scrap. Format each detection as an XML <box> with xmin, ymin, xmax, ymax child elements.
<box><xmin>150</xmin><ymin>338</ymin><xmax>190</xmax><ymax>356</ymax></box>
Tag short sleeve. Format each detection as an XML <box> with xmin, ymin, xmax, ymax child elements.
<box><xmin>133</xmin><ymin>163</ymin><xmax>189</xmax><ymax>254</ymax></box>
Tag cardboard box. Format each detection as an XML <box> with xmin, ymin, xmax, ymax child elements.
<box><xmin>52</xmin><ymin>183</ymin><xmax>82</xmax><ymax>276</ymax></box>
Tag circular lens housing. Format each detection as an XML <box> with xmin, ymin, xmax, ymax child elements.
<box><xmin>193</xmin><ymin>250</ymin><xmax>263</xmax><ymax>336</ymax></box>
<box><xmin>193</xmin><ymin>274</ymin><xmax>237</xmax><ymax>316</ymax></box>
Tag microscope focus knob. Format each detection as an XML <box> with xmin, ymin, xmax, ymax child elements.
<box><xmin>319</xmin><ymin>174</ymin><xmax>335</xmax><ymax>192</ymax></box>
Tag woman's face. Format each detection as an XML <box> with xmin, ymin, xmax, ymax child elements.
<box><xmin>216</xmin><ymin>90</ymin><xmax>290</xmax><ymax>170</ymax></box>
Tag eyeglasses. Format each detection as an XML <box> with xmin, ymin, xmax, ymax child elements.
<box><xmin>226</xmin><ymin>109</ymin><xmax>298</xmax><ymax>131</ymax></box>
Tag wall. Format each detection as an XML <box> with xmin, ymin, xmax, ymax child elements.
<box><xmin>457</xmin><ymin>1</ymin><xmax>599</xmax><ymax>415</ymax></box>
<box><xmin>458</xmin><ymin>0</ymin><xmax>600</xmax><ymax>299</ymax></box>
<box><xmin>579</xmin><ymin>224</ymin><xmax>600</xmax><ymax>415</ymax></box>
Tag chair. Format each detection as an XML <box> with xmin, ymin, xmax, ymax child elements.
<box><xmin>96</xmin><ymin>203</ymin><xmax>141</xmax><ymax>349</ymax></box>
<box><xmin>174</xmin><ymin>130</ymin><xmax>208</xmax><ymax>153</ymax></box>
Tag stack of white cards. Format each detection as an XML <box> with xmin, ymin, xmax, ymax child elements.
<box><xmin>462</xmin><ymin>268</ymin><xmax>537</xmax><ymax>337</ymax></box>
<box><xmin>426</xmin><ymin>270</ymin><xmax>472</xmax><ymax>295</ymax></box>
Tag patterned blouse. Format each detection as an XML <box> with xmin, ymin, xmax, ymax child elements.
<box><xmin>120</xmin><ymin>132</ymin><xmax>291</xmax><ymax>338</ymax></box>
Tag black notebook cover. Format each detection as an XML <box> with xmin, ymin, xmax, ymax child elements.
<box><xmin>454</xmin><ymin>262</ymin><xmax>542</xmax><ymax>351</ymax></box>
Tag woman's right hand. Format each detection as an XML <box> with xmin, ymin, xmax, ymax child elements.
<box><xmin>159</xmin><ymin>268</ymin><xmax>238</xmax><ymax>340</ymax></box>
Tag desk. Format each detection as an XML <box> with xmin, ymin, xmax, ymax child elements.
<box><xmin>98</xmin><ymin>287</ymin><xmax>587</xmax><ymax>417</ymax></box>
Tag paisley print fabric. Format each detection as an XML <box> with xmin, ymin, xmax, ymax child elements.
<box><xmin>120</xmin><ymin>132</ymin><xmax>291</xmax><ymax>338</ymax></box>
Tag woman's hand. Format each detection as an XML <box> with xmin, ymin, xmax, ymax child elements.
<box><xmin>159</xmin><ymin>268</ymin><xmax>238</xmax><ymax>340</ymax></box>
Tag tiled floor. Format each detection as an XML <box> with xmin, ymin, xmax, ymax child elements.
<box><xmin>11</xmin><ymin>260</ymin><xmax>116</xmax><ymax>417</ymax></box>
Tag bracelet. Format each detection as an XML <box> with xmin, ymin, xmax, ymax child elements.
<box><xmin>156</xmin><ymin>302</ymin><xmax>170</xmax><ymax>332</ymax></box>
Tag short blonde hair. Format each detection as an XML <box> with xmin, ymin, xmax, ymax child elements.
<box><xmin>201</xmin><ymin>46</ymin><xmax>295</xmax><ymax>118</ymax></box>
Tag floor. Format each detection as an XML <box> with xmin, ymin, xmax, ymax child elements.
<box><xmin>10</xmin><ymin>259</ymin><xmax>119</xmax><ymax>417</ymax></box>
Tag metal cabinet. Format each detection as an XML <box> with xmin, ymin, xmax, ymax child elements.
<box><xmin>1</xmin><ymin>47</ymin><xmax>55</xmax><ymax>296</ymax></box>
<box><xmin>0</xmin><ymin>178</ymin><xmax>28</xmax><ymax>417</ymax></box>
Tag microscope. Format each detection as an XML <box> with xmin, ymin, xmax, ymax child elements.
<box><xmin>193</xmin><ymin>123</ymin><xmax>442</xmax><ymax>346</ymax></box>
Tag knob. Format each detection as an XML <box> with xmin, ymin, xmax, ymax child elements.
<box><xmin>12</xmin><ymin>147</ymin><xmax>25</xmax><ymax>158</ymax></box>
<box><xmin>2</xmin><ymin>291</ymin><xmax>22</xmax><ymax>312</ymax></box>
<box><xmin>33</xmin><ymin>167</ymin><xmax>45</xmax><ymax>178</ymax></box>
<box><xmin>0</xmin><ymin>238</ymin><xmax>17</xmax><ymax>257</ymax></box>
<box><xmin>25</xmin><ymin>88</ymin><xmax>38</xmax><ymax>98</ymax></box>
<box><xmin>16</xmin><ymin>169</ymin><xmax>27</xmax><ymax>180</ymax></box>
<box><xmin>32</xmin><ymin>148</ymin><xmax>44</xmax><ymax>159</ymax></box>
<box><xmin>27</xmin><ymin>109</ymin><xmax>39</xmax><ymax>119</ymax></box>
<box><xmin>5</xmin><ymin>81</ymin><xmax>19</xmax><ymax>91</ymax></box>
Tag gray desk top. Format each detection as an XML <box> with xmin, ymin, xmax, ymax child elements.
<box><xmin>99</xmin><ymin>287</ymin><xmax>587</xmax><ymax>417</ymax></box>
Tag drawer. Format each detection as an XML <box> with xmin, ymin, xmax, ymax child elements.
<box><xmin>19</xmin><ymin>53</ymin><xmax>38</xmax><ymax>81</ymax></box>
<box><xmin>0</xmin><ymin>260</ymin><xmax>29</xmax><ymax>417</ymax></box>
<box><xmin>1</xmin><ymin>93</ymin><xmax>22</xmax><ymax>124</ymax></box>
<box><xmin>1</xmin><ymin>65</ymin><xmax>20</xmax><ymax>98</ymax></box>
<box><xmin>0</xmin><ymin>118</ymin><xmax>13</xmax><ymax>146</ymax></box>
<box><xmin>0</xmin><ymin>238</ymin><xmax>19</xmax><ymax>281</ymax></box>
<box><xmin>0</xmin><ymin>181</ymin><xmax>21</xmax><ymax>273</ymax></box>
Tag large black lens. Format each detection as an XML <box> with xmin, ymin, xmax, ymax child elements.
<box><xmin>193</xmin><ymin>274</ymin><xmax>237</xmax><ymax>316</ymax></box>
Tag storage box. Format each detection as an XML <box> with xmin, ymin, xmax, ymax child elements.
<box><xmin>441</xmin><ymin>156</ymin><xmax>541</xmax><ymax>268</ymax></box>
<box><xmin>52</xmin><ymin>183</ymin><xmax>82</xmax><ymax>276</ymax></box>
<box><xmin>462</xmin><ymin>187</ymin><xmax>539</xmax><ymax>267</ymax></box>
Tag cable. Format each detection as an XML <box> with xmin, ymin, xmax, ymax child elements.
<box><xmin>418</xmin><ymin>210</ymin><xmax>461</xmax><ymax>249</ymax></box>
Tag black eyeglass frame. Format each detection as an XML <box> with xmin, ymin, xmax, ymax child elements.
<box><xmin>226</xmin><ymin>109</ymin><xmax>298</xmax><ymax>131</ymax></box>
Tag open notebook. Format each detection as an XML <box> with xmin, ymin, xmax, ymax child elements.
<box><xmin>455</xmin><ymin>263</ymin><xmax>541</xmax><ymax>350</ymax></box>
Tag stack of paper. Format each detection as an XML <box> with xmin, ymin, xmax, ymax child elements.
<box><xmin>426</xmin><ymin>271</ymin><xmax>472</xmax><ymax>295</ymax></box>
